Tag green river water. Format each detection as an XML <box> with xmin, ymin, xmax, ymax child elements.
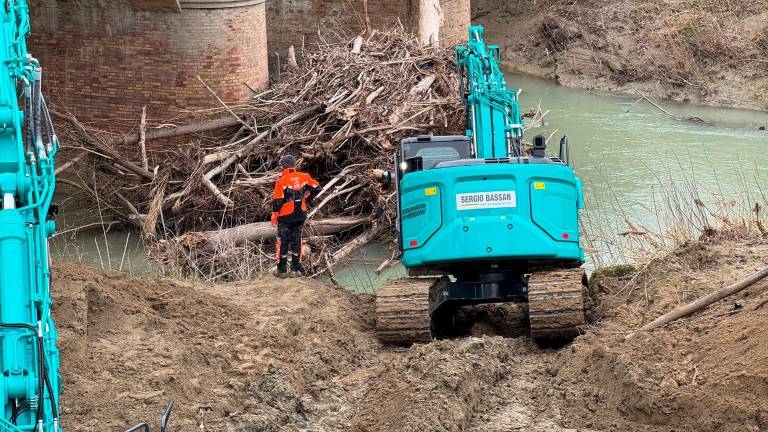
<box><xmin>51</xmin><ymin>74</ymin><xmax>768</xmax><ymax>291</ymax></box>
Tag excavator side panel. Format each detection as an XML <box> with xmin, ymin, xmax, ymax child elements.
<box><xmin>529</xmin><ymin>179</ymin><xmax>580</xmax><ymax>243</ymax></box>
<box><xmin>400</xmin><ymin>183</ymin><xmax>442</xmax><ymax>251</ymax></box>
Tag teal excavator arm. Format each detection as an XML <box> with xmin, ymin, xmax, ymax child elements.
<box><xmin>0</xmin><ymin>2</ymin><xmax>61</xmax><ymax>432</ymax></box>
<box><xmin>455</xmin><ymin>25</ymin><xmax>524</xmax><ymax>159</ymax></box>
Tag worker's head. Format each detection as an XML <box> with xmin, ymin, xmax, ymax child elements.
<box><xmin>280</xmin><ymin>154</ymin><xmax>297</xmax><ymax>169</ymax></box>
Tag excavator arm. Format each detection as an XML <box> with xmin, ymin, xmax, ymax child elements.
<box><xmin>0</xmin><ymin>2</ymin><xmax>61</xmax><ymax>431</ymax></box>
<box><xmin>455</xmin><ymin>25</ymin><xmax>524</xmax><ymax>159</ymax></box>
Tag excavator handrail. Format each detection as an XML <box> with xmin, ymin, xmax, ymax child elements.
<box><xmin>160</xmin><ymin>400</ymin><xmax>174</xmax><ymax>432</ymax></box>
<box><xmin>124</xmin><ymin>423</ymin><xmax>151</xmax><ymax>432</ymax></box>
<box><xmin>124</xmin><ymin>400</ymin><xmax>174</xmax><ymax>432</ymax></box>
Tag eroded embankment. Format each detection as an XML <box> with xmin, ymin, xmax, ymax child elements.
<box><xmin>552</xmin><ymin>232</ymin><xmax>768</xmax><ymax>431</ymax></box>
<box><xmin>53</xmin><ymin>228</ymin><xmax>768</xmax><ymax>431</ymax></box>
<box><xmin>475</xmin><ymin>0</ymin><xmax>768</xmax><ymax>112</ymax></box>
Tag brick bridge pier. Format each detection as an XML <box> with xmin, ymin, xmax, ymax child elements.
<box><xmin>29</xmin><ymin>0</ymin><xmax>469</xmax><ymax>128</ymax></box>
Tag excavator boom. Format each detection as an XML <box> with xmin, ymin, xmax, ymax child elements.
<box><xmin>0</xmin><ymin>2</ymin><xmax>61</xmax><ymax>431</ymax></box>
<box><xmin>456</xmin><ymin>25</ymin><xmax>524</xmax><ymax>159</ymax></box>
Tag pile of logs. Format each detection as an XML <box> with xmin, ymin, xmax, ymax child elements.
<box><xmin>57</xmin><ymin>27</ymin><xmax>465</xmax><ymax>281</ymax></box>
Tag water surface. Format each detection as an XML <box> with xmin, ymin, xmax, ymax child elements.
<box><xmin>51</xmin><ymin>75</ymin><xmax>768</xmax><ymax>288</ymax></box>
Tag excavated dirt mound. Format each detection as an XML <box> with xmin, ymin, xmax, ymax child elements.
<box><xmin>550</xmin><ymin>234</ymin><xmax>768</xmax><ymax>431</ymax></box>
<box><xmin>52</xmin><ymin>262</ymin><xmax>379</xmax><ymax>431</ymax></box>
<box><xmin>52</xmin><ymin>230</ymin><xmax>768</xmax><ymax>431</ymax></box>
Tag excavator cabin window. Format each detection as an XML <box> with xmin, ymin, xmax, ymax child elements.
<box><xmin>398</xmin><ymin>136</ymin><xmax>472</xmax><ymax>174</ymax></box>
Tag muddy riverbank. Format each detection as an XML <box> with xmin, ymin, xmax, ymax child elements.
<box><xmin>475</xmin><ymin>0</ymin><xmax>768</xmax><ymax>113</ymax></box>
<box><xmin>55</xmin><ymin>225</ymin><xmax>768</xmax><ymax>431</ymax></box>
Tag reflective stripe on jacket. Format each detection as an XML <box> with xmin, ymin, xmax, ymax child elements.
<box><xmin>272</xmin><ymin>168</ymin><xmax>320</xmax><ymax>223</ymax></box>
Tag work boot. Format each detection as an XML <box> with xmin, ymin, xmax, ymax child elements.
<box><xmin>290</xmin><ymin>255</ymin><xmax>303</xmax><ymax>277</ymax></box>
<box><xmin>274</xmin><ymin>256</ymin><xmax>289</xmax><ymax>278</ymax></box>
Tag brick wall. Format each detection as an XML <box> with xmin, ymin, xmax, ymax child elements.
<box><xmin>266</xmin><ymin>0</ymin><xmax>470</xmax><ymax>70</ymax></box>
<box><xmin>28</xmin><ymin>0</ymin><xmax>268</xmax><ymax>128</ymax></box>
<box><xmin>26</xmin><ymin>0</ymin><xmax>467</xmax><ymax>129</ymax></box>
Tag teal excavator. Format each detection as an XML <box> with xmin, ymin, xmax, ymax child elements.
<box><xmin>375</xmin><ymin>26</ymin><xmax>588</xmax><ymax>344</ymax></box>
<box><xmin>0</xmin><ymin>4</ymin><xmax>173</xmax><ymax>431</ymax></box>
<box><xmin>0</xmin><ymin>1</ymin><xmax>62</xmax><ymax>431</ymax></box>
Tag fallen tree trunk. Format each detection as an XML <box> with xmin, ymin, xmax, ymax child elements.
<box><xmin>628</xmin><ymin>265</ymin><xmax>768</xmax><ymax>337</ymax></box>
<box><xmin>176</xmin><ymin>216</ymin><xmax>369</xmax><ymax>252</ymax></box>
<box><xmin>109</xmin><ymin>116</ymin><xmax>241</xmax><ymax>147</ymax></box>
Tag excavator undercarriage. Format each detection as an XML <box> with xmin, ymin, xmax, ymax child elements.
<box><xmin>375</xmin><ymin>267</ymin><xmax>587</xmax><ymax>345</ymax></box>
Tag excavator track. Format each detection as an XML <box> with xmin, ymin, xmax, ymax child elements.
<box><xmin>527</xmin><ymin>268</ymin><xmax>587</xmax><ymax>339</ymax></box>
<box><xmin>375</xmin><ymin>277</ymin><xmax>446</xmax><ymax>345</ymax></box>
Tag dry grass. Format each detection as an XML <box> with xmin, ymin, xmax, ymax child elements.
<box><xmin>584</xmin><ymin>167</ymin><xmax>768</xmax><ymax>309</ymax></box>
<box><xmin>583</xmin><ymin>156</ymin><xmax>768</xmax><ymax>269</ymax></box>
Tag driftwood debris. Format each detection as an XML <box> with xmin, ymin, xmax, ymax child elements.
<box><xmin>628</xmin><ymin>265</ymin><xmax>768</xmax><ymax>338</ymax></box>
<box><xmin>113</xmin><ymin>116</ymin><xmax>243</xmax><ymax>147</ymax></box>
<box><xmin>58</xmin><ymin>27</ymin><xmax>465</xmax><ymax>281</ymax></box>
<box><xmin>139</xmin><ymin>106</ymin><xmax>149</xmax><ymax>171</ymax></box>
<box><xmin>173</xmin><ymin>216</ymin><xmax>368</xmax><ymax>252</ymax></box>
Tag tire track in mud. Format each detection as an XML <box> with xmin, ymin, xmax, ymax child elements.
<box><xmin>352</xmin><ymin>337</ymin><xmax>566</xmax><ymax>432</ymax></box>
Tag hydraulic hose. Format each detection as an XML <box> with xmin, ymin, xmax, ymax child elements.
<box><xmin>40</xmin><ymin>96</ymin><xmax>57</xmax><ymax>153</ymax></box>
<box><xmin>23</xmin><ymin>80</ymin><xmax>33</xmax><ymax>161</ymax></box>
<box><xmin>11</xmin><ymin>404</ymin><xmax>33</xmax><ymax>424</ymax></box>
<box><xmin>43</xmin><ymin>358</ymin><xmax>58</xmax><ymax>420</ymax></box>
<box><xmin>35</xmin><ymin>326</ymin><xmax>44</xmax><ymax>430</ymax></box>
<box><xmin>0</xmin><ymin>323</ymin><xmax>45</xmax><ymax>429</ymax></box>
<box><xmin>32</xmin><ymin>69</ymin><xmax>45</xmax><ymax>159</ymax></box>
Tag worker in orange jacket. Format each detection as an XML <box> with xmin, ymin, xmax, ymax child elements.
<box><xmin>271</xmin><ymin>154</ymin><xmax>320</xmax><ymax>277</ymax></box>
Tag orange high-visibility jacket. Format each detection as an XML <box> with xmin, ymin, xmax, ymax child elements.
<box><xmin>272</xmin><ymin>168</ymin><xmax>320</xmax><ymax>223</ymax></box>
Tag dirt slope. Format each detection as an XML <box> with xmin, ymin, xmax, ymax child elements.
<box><xmin>52</xmin><ymin>262</ymin><xmax>379</xmax><ymax>431</ymax></box>
<box><xmin>52</xmin><ymin>229</ymin><xmax>768</xmax><ymax>431</ymax></box>
<box><xmin>475</xmin><ymin>0</ymin><xmax>768</xmax><ymax>112</ymax></box>
<box><xmin>552</xmin><ymin>233</ymin><xmax>768</xmax><ymax>431</ymax></box>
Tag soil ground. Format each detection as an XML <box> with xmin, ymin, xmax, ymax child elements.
<box><xmin>474</xmin><ymin>0</ymin><xmax>768</xmax><ymax>112</ymax></box>
<box><xmin>53</xmin><ymin>228</ymin><xmax>768</xmax><ymax>431</ymax></box>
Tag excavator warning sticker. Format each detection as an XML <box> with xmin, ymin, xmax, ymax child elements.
<box><xmin>456</xmin><ymin>191</ymin><xmax>516</xmax><ymax>210</ymax></box>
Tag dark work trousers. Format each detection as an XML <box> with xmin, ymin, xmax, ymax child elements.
<box><xmin>276</xmin><ymin>220</ymin><xmax>304</xmax><ymax>272</ymax></box>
